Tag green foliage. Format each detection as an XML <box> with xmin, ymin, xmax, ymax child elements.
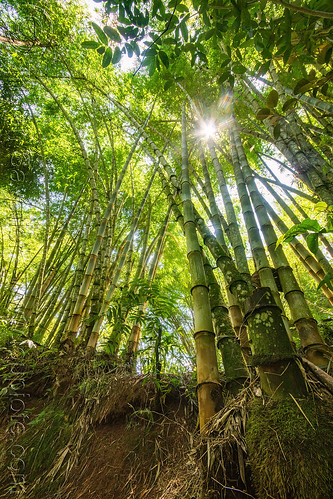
<box><xmin>266</xmin><ymin>89</ymin><xmax>279</xmax><ymax>108</ymax></box>
<box><xmin>0</xmin><ymin>402</ymin><xmax>72</xmax><ymax>496</ymax></box>
<box><xmin>0</xmin><ymin>99</ymin><xmax>41</xmax><ymax>198</ymax></box>
<box><xmin>103</xmin><ymin>26</ymin><xmax>121</xmax><ymax>43</ymax></box>
<box><xmin>277</xmin><ymin>203</ymin><xmax>333</xmax><ymax>290</ymax></box>
<box><xmin>86</xmin><ymin>0</ymin><xmax>333</xmax><ymax>96</ymax></box>
<box><xmin>0</xmin><ymin>0</ymin><xmax>331</xmax><ymax>377</ymax></box>
<box><xmin>0</xmin><ymin>324</ymin><xmax>25</xmax><ymax>350</ymax></box>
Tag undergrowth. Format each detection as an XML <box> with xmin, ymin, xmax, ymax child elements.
<box><xmin>0</xmin><ymin>342</ymin><xmax>332</xmax><ymax>498</ymax></box>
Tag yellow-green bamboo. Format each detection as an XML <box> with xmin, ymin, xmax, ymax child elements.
<box><xmin>203</xmin><ymin>253</ymin><xmax>248</xmax><ymax>393</ymax></box>
<box><xmin>87</xmin><ymin>166</ymin><xmax>157</xmax><ymax>349</ymax></box>
<box><xmin>232</xmin><ymin>126</ymin><xmax>331</xmax><ymax>368</ymax></box>
<box><xmin>181</xmin><ymin>104</ymin><xmax>221</xmax><ymax>431</ymax></box>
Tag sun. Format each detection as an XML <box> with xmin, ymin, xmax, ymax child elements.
<box><xmin>198</xmin><ymin>119</ymin><xmax>217</xmax><ymax>140</ymax></box>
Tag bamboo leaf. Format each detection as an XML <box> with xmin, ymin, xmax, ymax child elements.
<box><xmin>131</xmin><ymin>41</ymin><xmax>140</xmax><ymax>56</ymax></box>
<box><xmin>273</xmin><ymin>123</ymin><xmax>281</xmax><ymax>139</ymax></box>
<box><xmin>118</xmin><ymin>16</ymin><xmax>132</xmax><ymax>25</ymax></box>
<box><xmin>314</xmin><ymin>201</ymin><xmax>328</xmax><ymax>212</ymax></box>
<box><xmin>176</xmin><ymin>4</ymin><xmax>189</xmax><ymax>12</ymax></box>
<box><xmin>293</xmin><ymin>78</ymin><xmax>313</xmax><ymax>95</ymax></box>
<box><xmin>266</xmin><ymin>89</ymin><xmax>279</xmax><ymax>108</ymax></box>
<box><xmin>180</xmin><ymin>21</ymin><xmax>189</xmax><ymax>41</ymax></box>
<box><xmin>278</xmin><ymin>218</ymin><xmax>322</xmax><ymax>246</ymax></box>
<box><xmin>81</xmin><ymin>40</ymin><xmax>100</xmax><ymax>49</ymax></box>
<box><xmin>298</xmin><ymin>219</ymin><xmax>321</xmax><ymax>232</ymax></box>
<box><xmin>123</xmin><ymin>43</ymin><xmax>132</xmax><ymax>58</ymax></box>
<box><xmin>102</xmin><ymin>47</ymin><xmax>112</xmax><ymax>67</ymax></box>
<box><xmin>256</xmin><ymin>107</ymin><xmax>273</xmax><ymax>120</ymax></box>
<box><xmin>282</xmin><ymin>98</ymin><xmax>298</xmax><ymax>112</ymax></box>
<box><xmin>233</xmin><ymin>64</ymin><xmax>247</xmax><ymax>74</ymax></box>
<box><xmin>158</xmin><ymin>50</ymin><xmax>169</xmax><ymax>68</ymax></box>
<box><xmin>218</xmin><ymin>71</ymin><xmax>230</xmax><ymax>84</ymax></box>
<box><xmin>317</xmin><ymin>44</ymin><xmax>333</xmax><ymax>65</ymax></box>
<box><xmin>112</xmin><ymin>46</ymin><xmax>121</xmax><ymax>64</ymax></box>
<box><xmin>164</xmin><ymin>80</ymin><xmax>174</xmax><ymax>91</ymax></box>
<box><xmin>91</xmin><ymin>22</ymin><xmax>108</xmax><ymax>45</ymax></box>
<box><xmin>306</xmin><ymin>233</ymin><xmax>319</xmax><ymax>254</ymax></box>
<box><xmin>104</xmin><ymin>26</ymin><xmax>122</xmax><ymax>43</ymax></box>
<box><xmin>318</xmin><ymin>272</ymin><xmax>333</xmax><ymax>291</ymax></box>
<box><xmin>276</xmin><ymin>235</ymin><xmax>285</xmax><ymax>248</ymax></box>
<box><xmin>308</xmin><ymin>69</ymin><xmax>316</xmax><ymax>81</ymax></box>
<box><xmin>327</xmin><ymin>216</ymin><xmax>333</xmax><ymax>232</ymax></box>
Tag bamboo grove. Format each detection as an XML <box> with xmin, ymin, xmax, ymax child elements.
<box><xmin>1</xmin><ymin>0</ymin><xmax>333</xmax><ymax>431</ymax></box>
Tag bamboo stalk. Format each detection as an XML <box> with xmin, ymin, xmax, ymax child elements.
<box><xmin>232</xmin><ymin>126</ymin><xmax>332</xmax><ymax>368</ymax></box>
<box><xmin>196</xmin><ymin>143</ymin><xmax>250</xmax><ymax>355</ymax></box>
<box><xmin>181</xmin><ymin>103</ymin><xmax>222</xmax><ymax>430</ymax></box>
<box><xmin>125</xmin><ymin>206</ymin><xmax>172</xmax><ymax>368</ymax></box>
<box><xmin>258</xmin><ymin>76</ymin><xmax>333</xmax><ymax>115</ymax></box>
<box><xmin>242</xmin><ymin>83</ymin><xmax>333</xmax><ymax>204</ymax></box>
<box><xmin>258</xmin><ymin>156</ymin><xmax>333</xmax><ymax>258</ymax></box>
<box><xmin>203</xmin><ymin>253</ymin><xmax>249</xmax><ymax>394</ymax></box>
<box><xmin>256</xmin><ymin>170</ymin><xmax>333</xmax><ymax>277</ymax></box>
<box><xmin>65</xmin><ymin>115</ymin><xmax>150</xmax><ymax>344</ymax></box>
<box><xmin>208</xmin><ymin>140</ymin><xmax>251</xmax><ymax>281</ymax></box>
<box><xmin>263</xmin><ymin>199</ymin><xmax>333</xmax><ymax>306</ymax></box>
<box><xmin>86</xmin><ymin>165</ymin><xmax>158</xmax><ymax>349</ymax></box>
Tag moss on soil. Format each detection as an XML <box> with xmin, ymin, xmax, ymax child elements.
<box><xmin>246</xmin><ymin>396</ymin><xmax>333</xmax><ymax>499</ymax></box>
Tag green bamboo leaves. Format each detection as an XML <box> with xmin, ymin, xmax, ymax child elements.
<box><xmin>277</xmin><ymin>209</ymin><xmax>333</xmax><ymax>256</ymax></box>
<box><xmin>293</xmin><ymin>70</ymin><xmax>333</xmax><ymax>97</ymax></box>
<box><xmin>104</xmin><ymin>26</ymin><xmax>121</xmax><ymax>43</ymax></box>
<box><xmin>256</xmin><ymin>90</ymin><xmax>281</xmax><ymax>138</ymax></box>
<box><xmin>91</xmin><ymin>22</ymin><xmax>108</xmax><ymax>45</ymax></box>
<box><xmin>102</xmin><ymin>47</ymin><xmax>112</xmax><ymax>68</ymax></box>
<box><xmin>81</xmin><ymin>40</ymin><xmax>100</xmax><ymax>49</ymax></box>
<box><xmin>266</xmin><ymin>89</ymin><xmax>279</xmax><ymax>108</ymax></box>
<box><xmin>112</xmin><ymin>47</ymin><xmax>121</xmax><ymax>64</ymax></box>
<box><xmin>82</xmin><ymin>22</ymin><xmax>123</xmax><ymax>68</ymax></box>
<box><xmin>277</xmin><ymin>203</ymin><xmax>333</xmax><ymax>292</ymax></box>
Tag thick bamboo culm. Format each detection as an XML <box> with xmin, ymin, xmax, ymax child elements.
<box><xmin>231</xmin><ymin>126</ymin><xmax>331</xmax><ymax>368</ymax></box>
<box><xmin>197</xmin><ymin>143</ymin><xmax>230</xmax><ymax>252</ymax></box>
<box><xmin>191</xmin><ymin>134</ymin><xmax>307</xmax><ymax>398</ymax></box>
<box><xmin>229</xmin><ymin>130</ymin><xmax>291</xmax><ymax>331</ymax></box>
<box><xmin>196</xmin><ymin>143</ymin><xmax>250</xmax><ymax>354</ymax></box>
<box><xmin>154</xmin><ymin>158</ymin><xmax>252</xmax><ymax>351</ymax></box>
<box><xmin>208</xmin><ymin>139</ymin><xmax>251</xmax><ymax>282</ymax></box>
<box><xmin>262</xmin><ymin>198</ymin><xmax>333</xmax><ymax>306</ymax></box>
<box><xmin>223</xmin><ymin>129</ymin><xmax>308</xmax><ymax>395</ymax></box>
<box><xmin>203</xmin><ymin>253</ymin><xmax>249</xmax><ymax>394</ymax></box>
<box><xmin>194</xmin><ymin>209</ymin><xmax>252</xmax><ymax>308</ymax></box>
<box><xmin>155</xmin><ymin>148</ymin><xmax>250</xmax><ymax>355</ymax></box>
<box><xmin>181</xmin><ymin>104</ymin><xmax>221</xmax><ymax>431</ymax></box>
